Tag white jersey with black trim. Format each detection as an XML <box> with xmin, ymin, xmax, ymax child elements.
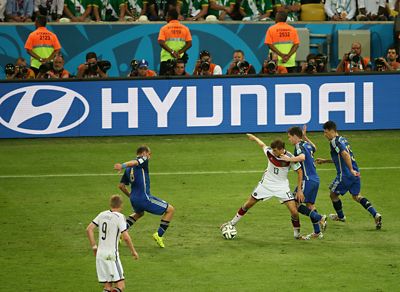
<box><xmin>260</xmin><ymin>146</ymin><xmax>301</xmax><ymax>188</ymax></box>
<box><xmin>92</xmin><ymin>210</ymin><xmax>127</xmax><ymax>260</ymax></box>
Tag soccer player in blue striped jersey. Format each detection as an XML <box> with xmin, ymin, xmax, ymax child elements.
<box><xmin>280</xmin><ymin>126</ymin><xmax>327</xmax><ymax>239</ymax></box>
<box><xmin>316</xmin><ymin>121</ymin><xmax>382</xmax><ymax>229</ymax></box>
<box><xmin>114</xmin><ymin>145</ymin><xmax>175</xmax><ymax>248</ymax></box>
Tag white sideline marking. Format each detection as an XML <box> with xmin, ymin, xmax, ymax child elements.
<box><xmin>0</xmin><ymin>166</ymin><xmax>399</xmax><ymax>179</ymax></box>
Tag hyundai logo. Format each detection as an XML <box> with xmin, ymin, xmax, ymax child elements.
<box><xmin>0</xmin><ymin>85</ymin><xmax>89</xmax><ymax>135</ymax></box>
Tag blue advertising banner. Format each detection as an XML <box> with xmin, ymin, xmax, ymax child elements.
<box><xmin>0</xmin><ymin>73</ymin><xmax>399</xmax><ymax>138</ymax></box>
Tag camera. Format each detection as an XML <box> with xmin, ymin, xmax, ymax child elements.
<box><xmin>374</xmin><ymin>58</ymin><xmax>385</xmax><ymax>71</ymax></box>
<box><xmin>348</xmin><ymin>52</ymin><xmax>360</xmax><ymax>64</ymax></box>
<box><xmin>200</xmin><ymin>61</ymin><xmax>210</xmax><ymax>71</ymax></box>
<box><xmin>236</xmin><ymin>60</ymin><xmax>249</xmax><ymax>75</ymax></box>
<box><xmin>5</xmin><ymin>63</ymin><xmax>15</xmax><ymax>75</ymax></box>
<box><xmin>98</xmin><ymin>60</ymin><xmax>111</xmax><ymax>73</ymax></box>
<box><xmin>306</xmin><ymin>61</ymin><xmax>316</xmax><ymax>73</ymax></box>
<box><xmin>87</xmin><ymin>62</ymin><xmax>98</xmax><ymax>73</ymax></box>
<box><xmin>164</xmin><ymin>59</ymin><xmax>177</xmax><ymax>76</ymax></box>
<box><xmin>315</xmin><ymin>55</ymin><xmax>327</xmax><ymax>72</ymax></box>
<box><xmin>266</xmin><ymin>60</ymin><xmax>277</xmax><ymax>72</ymax></box>
<box><xmin>39</xmin><ymin>62</ymin><xmax>53</xmax><ymax>74</ymax></box>
<box><xmin>129</xmin><ymin>59</ymin><xmax>138</xmax><ymax>76</ymax></box>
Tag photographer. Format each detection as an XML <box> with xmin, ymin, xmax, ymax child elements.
<box><xmin>77</xmin><ymin>52</ymin><xmax>109</xmax><ymax>79</ymax></box>
<box><xmin>336</xmin><ymin>42</ymin><xmax>369</xmax><ymax>73</ymax></box>
<box><xmin>227</xmin><ymin>50</ymin><xmax>256</xmax><ymax>75</ymax></box>
<box><xmin>300</xmin><ymin>53</ymin><xmax>327</xmax><ymax>74</ymax></box>
<box><xmin>173</xmin><ymin>59</ymin><xmax>190</xmax><ymax>76</ymax></box>
<box><xmin>4</xmin><ymin>57</ymin><xmax>35</xmax><ymax>80</ymax></box>
<box><xmin>374</xmin><ymin>47</ymin><xmax>400</xmax><ymax>71</ymax></box>
<box><xmin>193</xmin><ymin>50</ymin><xmax>222</xmax><ymax>76</ymax></box>
<box><xmin>259</xmin><ymin>53</ymin><xmax>288</xmax><ymax>75</ymax></box>
<box><xmin>136</xmin><ymin>59</ymin><xmax>157</xmax><ymax>77</ymax></box>
<box><xmin>36</xmin><ymin>54</ymin><xmax>70</xmax><ymax>79</ymax></box>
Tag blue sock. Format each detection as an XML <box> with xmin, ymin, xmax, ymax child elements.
<box><xmin>309</xmin><ymin>209</ymin><xmax>322</xmax><ymax>222</ymax></box>
<box><xmin>311</xmin><ymin>217</ymin><xmax>321</xmax><ymax>234</ymax></box>
<box><xmin>359</xmin><ymin>197</ymin><xmax>377</xmax><ymax>217</ymax></box>
<box><xmin>333</xmin><ymin>199</ymin><xmax>345</xmax><ymax>218</ymax></box>
<box><xmin>298</xmin><ymin>204</ymin><xmax>311</xmax><ymax>216</ymax></box>
<box><xmin>157</xmin><ymin>220</ymin><xmax>170</xmax><ymax>237</ymax></box>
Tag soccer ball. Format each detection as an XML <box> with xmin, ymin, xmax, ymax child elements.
<box><xmin>221</xmin><ymin>223</ymin><xmax>237</xmax><ymax>239</ymax></box>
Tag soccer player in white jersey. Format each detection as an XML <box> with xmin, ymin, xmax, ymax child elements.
<box><xmin>87</xmin><ymin>195</ymin><xmax>139</xmax><ymax>292</ymax></box>
<box><xmin>221</xmin><ymin>134</ymin><xmax>306</xmax><ymax>240</ymax></box>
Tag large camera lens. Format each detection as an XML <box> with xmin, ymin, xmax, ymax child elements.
<box><xmin>5</xmin><ymin>63</ymin><xmax>15</xmax><ymax>75</ymax></box>
<box><xmin>88</xmin><ymin>62</ymin><xmax>98</xmax><ymax>72</ymax></box>
<box><xmin>200</xmin><ymin>61</ymin><xmax>210</xmax><ymax>71</ymax></box>
<box><xmin>266</xmin><ymin>61</ymin><xmax>276</xmax><ymax>72</ymax></box>
<box><xmin>348</xmin><ymin>53</ymin><xmax>360</xmax><ymax>63</ymax></box>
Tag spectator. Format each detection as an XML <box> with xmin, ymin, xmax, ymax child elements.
<box><xmin>154</xmin><ymin>0</ymin><xmax>177</xmax><ymax>20</ymax></box>
<box><xmin>226</xmin><ymin>49</ymin><xmax>256</xmax><ymax>75</ymax></box>
<box><xmin>193</xmin><ymin>50</ymin><xmax>222</xmax><ymax>75</ymax></box>
<box><xmin>264</xmin><ymin>11</ymin><xmax>300</xmax><ymax>73</ymax></box>
<box><xmin>173</xmin><ymin>59</ymin><xmax>190</xmax><ymax>76</ymax></box>
<box><xmin>37</xmin><ymin>54</ymin><xmax>71</xmax><ymax>78</ymax></box>
<box><xmin>177</xmin><ymin>0</ymin><xmax>209</xmax><ymax>20</ymax></box>
<box><xmin>257</xmin><ymin>0</ymin><xmax>274</xmax><ymax>20</ymax></box>
<box><xmin>324</xmin><ymin>0</ymin><xmax>356</xmax><ymax>20</ymax></box>
<box><xmin>374</xmin><ymin>47</ymin><xmax>400</xmax><ymax>71</ymax></box>
<box><xmin>259</xmin><ymin>52</ymin><xmax>288</xmax><ymax>74</ymax></box>
<box><xmin>158</xmin><ymin>8</ymin><xmax>192</xmax><ymax>75</ymax></box>
<box><xmin>336</xmin><ymin>41</ymin><xmax>369</xmax><ymax>73</ymax></box>
<box><xmin>136</xmin><ymin>59</ymin><xmax>157</xmax><ymax>77</ymax></box>
<box><xmin>356</xmin><ymin>0</ymin><xmax>387</xmax><ymax>21</ymax></box>
<box><xmin>208</xmin><ymin>0</ymin><xmax>233</xmax><ymax>21</ymax></box>
<box><xmin>63</xmin><ymin>0</ymin><xmax>92</xmax><ymax>22</ymax></box>
<box><xmin>125</xmin><ymin>0</ymin><xmax>152</xmax><ymax>21</ymax></box>
<box><xmin>100</xmin><ymin>0</ymin><xmax>127</xmax><ymax>21</ymax></box>
<box><xmin>4</xmin><ymin>57</ymin><xmax>35</xmax><ymax>79</ymax></box>
<box><xmin>34</xmin><ymin>0</ymin><xmax>64</xmax><ymax>22</ymax></box>
<box><xmin>24</xmin><ymin>15</ymin><xmax>61</xmax><ymax>76</ymax></box>
<box><xmin>77</xmin><ymin>51</ymin><xmax>108</xmax><ymax>78</ymax></box>
<box><xmin>6</xmin><ymin>0</ymin><xmax>34</xmax><ymax>22</ymax></box>
<box><xmin>274</xmin><ymin>0</ymin><xmax>301</xmax><ymax>21</ymax></box>
<box><xmin>239</xmin><ymin>0</ymin><xmax>261</xmax><ymax>21</ymax></box>
<box><xmin>0</xmin><ymin>0</ymin><xmax>6</xmax><ymax>21</ymax></box>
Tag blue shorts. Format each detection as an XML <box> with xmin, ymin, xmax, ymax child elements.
<box><xmin>329</xmin><ymin>175</ymin><xmax>361</xmax><ymax>196</ymax></box>
<box><xmin>130</xmin><ymin>194</ymin><xmax>168</xmax><ymax>215</ymax></box>
<box><xmin>295</xmin><ymin>180</ymin><xmax>319</xmax><ymax>204</ymax></box>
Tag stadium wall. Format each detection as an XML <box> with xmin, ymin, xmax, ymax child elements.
<box><xmin>0</xmin><ymin>22</ymin><xmax>395</xmax><ymax>79</ymax></box>
<box><xmin>0</xmin><ymin>73</ymin><xmax>399</xmax><ymax>138</ymax></box>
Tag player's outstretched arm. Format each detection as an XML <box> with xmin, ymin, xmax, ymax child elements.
<box><xmin>315</xmin><ymin>158</ymin><xmax>333</xmax><ymax>164</ymax></box>
<box><xmin>302</xmin><ymin>125</ymin><xmax>317</xmax><ymax>152</ymax></box>
<box><xmin>280</xmin><ymin>153</ymin><xmax>305</xmax><ymax>162</ymax></box>
<box><xmin>114</xmin><ymin>160</ymin><xmax>139</xmax><ymax>173</ymax></box>
<box><xmin>246</xmin><ymin>133</ymin><xmax>266</xmax><ymax>148</ymax></box>
<box><xmin>122</xmin><ymin>231</ymin><xmax>139</xmax><ymax>260</ymax></box>
<box><xmin>86</xmin><ymin>222</ymin><xmax>98</xmax><ymax>256</ymax></box>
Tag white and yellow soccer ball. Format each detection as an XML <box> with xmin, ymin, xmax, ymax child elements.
<box><xmin>221</xmin><ymin>223</ymin><xmax>237</xmax><ymax>239</ymax></box>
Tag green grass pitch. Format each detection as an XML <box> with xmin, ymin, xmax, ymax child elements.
<box><xmin>0</xmin><ymin>131</ymin><xmax>399</xmax><ymax>291</ymax></box>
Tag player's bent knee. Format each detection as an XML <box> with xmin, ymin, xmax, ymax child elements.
<box><xmin>352</xmin><ymin>194</ymin><xmax>362</xmax><ymax>202</ymax></box>
<box><xmin>167</xmin><ymin>204</ymin><xmax>175</xmax><ymax>214</ymax></box>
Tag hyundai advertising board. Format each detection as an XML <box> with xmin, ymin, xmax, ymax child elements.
<box><xmin>0</xmin><ymin>74</ymin><xmax>399</xmax><ymax>138</ymax></box>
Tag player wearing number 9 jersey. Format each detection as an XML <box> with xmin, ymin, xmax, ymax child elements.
<box><xmin>221</xmin><ymin>134</ymin><xmax>308</xmax><ymax>240</ymax></box>
<box><xmin>316</xmin><ymin>121</ymin><xmax>382</xmax><ymax>230</ymax></box>
<box><xmin>86</xmin><ymin>195</ymin><xmax>138</xmax><ymax>292</ymax></box>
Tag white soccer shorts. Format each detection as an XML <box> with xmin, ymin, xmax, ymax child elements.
<box><xmin>251</xmin><ymin>182</ymin><xmax>294</xmax><ymax>203</ymax></box>
<box><xmin>96</xmin><ymin>256</ymin><xmax>125</xmax><ymax>283</ymax></box>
